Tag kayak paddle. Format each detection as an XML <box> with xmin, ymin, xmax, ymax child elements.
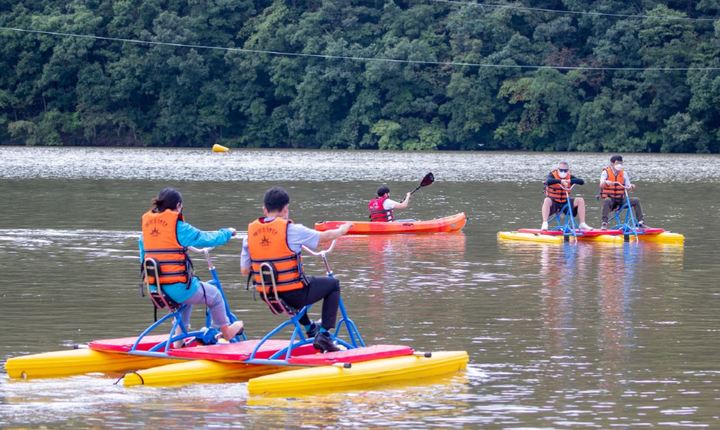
<box><xmin>402</xmin><ymin>172</ymin><xmax>434</xmax><ymax>201</ymax></box>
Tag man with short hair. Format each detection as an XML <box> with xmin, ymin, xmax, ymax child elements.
<box><xmin>541</xmin><ymin>161</ymin><xmax>592</xmax><ymax>231</ymax></box>
<box><xmin>240</xmin><ymin>186</ymin><xmax>351</xmax><ymax>353</ymax></box>
<box><xmin>368</xmin><ymin>185</ymin><xmax>411</xmax><ymax>222</ymax></box>
<box><xmin>599</xmin><ymin>155</ymin><xmax>645</xmax><ymax>229</ymax></box>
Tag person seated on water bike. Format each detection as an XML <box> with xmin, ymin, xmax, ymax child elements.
<box><xmin>240</xmin><ymin>186</ymin><xmax>352</xmax><ymax>353</ymax></box>
<box><xmin>140</xmin><ymin>187</ymin><xmax>244</xmax><ymax>347</ymax></box>
<box><xmin>541</xmin><ymin>161</ymin><xmax>593</xmax><ymax>231</ymax></box>
<box><xmin>368</xmin><ymin>185</ymin><xmax>411</xmax><ymax>222</ymax></box>
<box><xmin>599</xmin><ymin>155</ymin><xmax>646</xmax><ymax>230</ymax></box>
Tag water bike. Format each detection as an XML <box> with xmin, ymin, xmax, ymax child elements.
<box><xmin>5</xmin><ymin>245</ymin><xmax>245</xmax><ymax>379</ymax></box>
<box><xmin>5</xmin><ymin>241</ymin><xmax>468</xmax><ymax>395</ymax></box>
<box><xmin>498</xmin><ymin>183</ymin><xmax>684</xmax><ymax>245</ymax></box>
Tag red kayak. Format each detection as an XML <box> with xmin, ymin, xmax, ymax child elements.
<box><xmin>315</xmin><ymin>212</ymin><xmax>467</xmax><ymax>234</ymax></box>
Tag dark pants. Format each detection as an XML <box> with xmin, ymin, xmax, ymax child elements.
<box><xmin>279</xmin><ymin>276</ymin><xmax>340</xmax><ymax>331</ymax></box>
<box><xmin>549</xmin><ymin>198</ymin><xmax>577</xmax><ymax>218</ymax></box>
<box><xmin>602</xmin><ymin>197</ymin><xmax>643</xmax><ymax>223</ymax></box>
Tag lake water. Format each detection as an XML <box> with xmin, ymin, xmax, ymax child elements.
<box><xmin>1</xmin><ymin>148</ymin><xmax>718</xmax><ymax>428</ymax></box>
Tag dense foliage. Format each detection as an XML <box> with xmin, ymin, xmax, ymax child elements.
<box><xmin>1</xmin><ymin>0</ymin><xmax>719</xmax><ymax>152</ymax></box>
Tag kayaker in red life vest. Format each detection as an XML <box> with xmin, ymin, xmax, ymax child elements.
<box><xmin>240</xmin><ymin>186</ymin><xmax>352</xmax><ymax>353</ymax></box>
<box><xmin>368</xmin><ymin>185</ymin><xmax>411</xmax><ymax>222</ymax></box>
<box><xmin>599</xmin><ymin>155</ymin><xmax>646</xmax><ymax>229</ymax></box>
<box><xmin>541</xmin><ymin>161</ymin><xmax>593</xmax><ymax>231</ymax></box>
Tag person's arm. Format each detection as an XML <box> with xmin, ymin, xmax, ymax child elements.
<box><xmin>176</xmin><ymin>221</ymin><xmax>235</xmax><ymax>248</ymax></box>
<box><xmin>545</xmin><ymin>172</ymin><xmax>561</xmax><ymax>185</ymax></box>
<box><xmin>624</xmin><ymin>172</ymin><xmax>634</xmax><ymax>189</ymax></box>
<box><xmin>600</xmin><ymin>169</ymin><xmax>610</xmax><ymax>186</ymax></box>
<box><xmin>318</xmin><ymin>223</ymin><xmax>352</xmax><ymax>244</ymax></box>
<box><xmin>570</xmin><ymin>176</ymin><xmax>585</xmax><ymax>186</ymax></box>
<box><xmin>139</xmin><ymin>235</ymin><xmax>145</xmax><ymax>261</ymax></box>
<box><xmin>390</xmin><ymin>193</ymin><xmax>411</xmax><ymax>210</ymax></box>
<box><xmin>240</xmin><ymin>237</ymin><xmax>251</xmax><ymax>276</ymax></box>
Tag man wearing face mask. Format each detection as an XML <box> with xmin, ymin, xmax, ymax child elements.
<box><xmin>541</xmin><ymin>161</ymin><xmax>593</xmax><ymax>231</ymax></box>
<box><xmin>599</xmin><ymin>155</ymin><xmax>645</xmax><ymax>229</ymax></box>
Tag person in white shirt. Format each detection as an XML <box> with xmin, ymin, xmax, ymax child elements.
<box><xmin>599</xmin><ymin>155</ymin><xmax>646</xmax><ymax>229</ymax></box>
<box><xmin>367</xmin><ymin>186</ymin><xmax>411</xmax><ymax>222</ymax></box>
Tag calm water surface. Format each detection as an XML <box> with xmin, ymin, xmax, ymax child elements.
<box><xmin>1</xmin><ymin>148</ymin><xmax>719</xmax><ymax>428</ymax></box>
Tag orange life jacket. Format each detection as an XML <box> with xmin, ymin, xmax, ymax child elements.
<box><xmin>247</xmin><ymin>217</ymin><xmax>306</xmax><ymax>293</ymax></box>
<box><xmin>368</xmin><ymin>196</ymin><xmax>394</xmax><ymax>222</ymax></box>
<box><xmin>141</xmin><ymin>209</ymin><xmax>191</xmax><ymax>286</ymax></box>
<box><xmin>601</xmin><ymin>167</ymin><xmax>625</xmax><ymax>199</ymax></box>
<box><xmin>544</xmin><ymin>169</ymin><xmax>571</xmax><ymax>203</ymax></box>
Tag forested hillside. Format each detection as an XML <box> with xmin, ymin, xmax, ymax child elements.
<box><xmin>1</xmin><ymin>1</ymin><xmax>719</xmax><ymax>151</ymax></box>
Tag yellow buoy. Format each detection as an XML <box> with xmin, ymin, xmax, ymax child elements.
<box><xmin>212</xmin><ymin>143</ymin><xmax>229</xmax><ymax>153</ymax></box>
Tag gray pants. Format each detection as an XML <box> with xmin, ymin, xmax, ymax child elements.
<box><xmin>601</xmin><ymin>197</ymin><xmax>644</xmax><ymax>224</ymax></box>
<box><xmin>179</xmin><ymin>281</ymin><xmax>230</xmax><ymax>329</ymax></box>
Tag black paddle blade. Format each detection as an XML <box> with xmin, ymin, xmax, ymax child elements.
<box><xmin>420</xmin><ymin>172</ymin><xmax>434</xmax><ymax>187</ymax></box>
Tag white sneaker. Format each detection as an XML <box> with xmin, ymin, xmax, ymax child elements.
<box><xmin>578</xmin><ymin>222</ymin><xmax>593</xmax><ymax>231</ymax></box>
<box><xmin>541</xmin><ymin>222</ymin><xmax>549</xmax><ymax>231</ymax></box>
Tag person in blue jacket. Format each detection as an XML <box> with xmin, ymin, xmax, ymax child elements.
<box><xmin>140</xmin><ymin>188</ymin><xmax>243</xmax><ymax>346</ymax></box>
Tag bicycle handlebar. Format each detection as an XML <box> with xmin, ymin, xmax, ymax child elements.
<box><xmin>607</xmin><ymin>181</ymin><xmax>632</xmax><ymax>189</ymax></box>
<box><xmin>188</xmin><ymin>246</ymin><xmax>211</xmax><ymax>254</ymax></box>
<box><xmin>302</xmin><ymin>240</ymin><xmax>336</xmax><ymax>256</ymax></box>
<box><xmin>186</xmin><ymin>233</ymin><xmax>245</xmax><ymax>254</ymax></box>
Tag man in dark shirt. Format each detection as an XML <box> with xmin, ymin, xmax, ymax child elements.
<box><xmin>541</xmin><ymin>161</ymin><xmax>593</xmax><ymax>231</ymax></box>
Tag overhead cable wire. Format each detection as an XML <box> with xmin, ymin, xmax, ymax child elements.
<box><xmin>425</xmin><ymin>0</ymin><xmax>720</xmax><ymax>22</ymax></box>
<box><xmin>2</xmin><ymin>26</ymin><xmax>720</xmax><ymax>71</ymax></box>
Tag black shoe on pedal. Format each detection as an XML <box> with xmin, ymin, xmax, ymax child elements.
<box><xmin>306</xmin><ymin>321</ymin><xmax>319</xmax><ymax>338</ymax></box>
<box><xmin>313</xmin><ymin>331</ymin><xmax>340</xmax><ymax>353</ymax></box>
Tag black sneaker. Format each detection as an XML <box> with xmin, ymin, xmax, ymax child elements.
<box><xmin>313</xmin><ymin>331</ymin><xmax>340</xmax><ymax>353</ymax></box>
<box><xmin>305</xmin><ymin>321</ymin><xmax>319</xmax><ymax>338</ymax></box>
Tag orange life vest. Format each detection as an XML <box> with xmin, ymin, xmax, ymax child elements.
<box><xmin>247</xmin><ymin>217</ymin><xmax>306</xmax><ymax>293</ymax></box>
<box><xmin>601</xmin><ymin>167</ymin><xmax>625</xmax><ymax>199</ymax></box>
<box><xmin>141</xmin><ymin>209</ymin><xmax>191</xmax><ymax>286</ymax></box>
<box><xmin>368</xmin><ymin>196</ymin><xmax>394</xmax><ymax>222</ymax></box>
<box><xmin>544</xmin><ymin>169</ymin><xmax>571</xmax><ymax>203</ymax></box>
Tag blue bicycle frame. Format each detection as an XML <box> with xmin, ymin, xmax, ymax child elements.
<box><xmin>606</xmin><ymin>183</ymin><xmax>642</xmax><ymax>240</ymax></box>
<box><xmin>129</xmin><ymin>246</ymin><xmax>245</xmax><ymax>358</ymax></box>
<box><xmin>548</xmin><ymin>185</ymin><xmax>581</xmax><ymax>240</ymax></box>
<box><xmin>245</xmin><ymin>240</ymin><xmax>365</xmax><ymax>366</ymax></box>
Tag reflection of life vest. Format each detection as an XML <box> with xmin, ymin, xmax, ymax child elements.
<box><xmin>247</xmin><ymin>217</ymin><xmax>306</xmax><ymax>293</ymax></box>
<box><xmin>601</xmin><ymin>167</ymin><xmax>625</xmax><ymax>199</ymax></box>
<box><xmin>368</xmin><ymin>196</ymin><xmax>394</xmax><ymax>222</ymax></box>
<box><xmin>141</xmin><ymin>210</ymin><xmax>191</xmax><ymax>286</ymax></box>
<box><xmin>544</xmin><ymin>169</ymin><xmax>570</xmax><ymax>203</ymax></box>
